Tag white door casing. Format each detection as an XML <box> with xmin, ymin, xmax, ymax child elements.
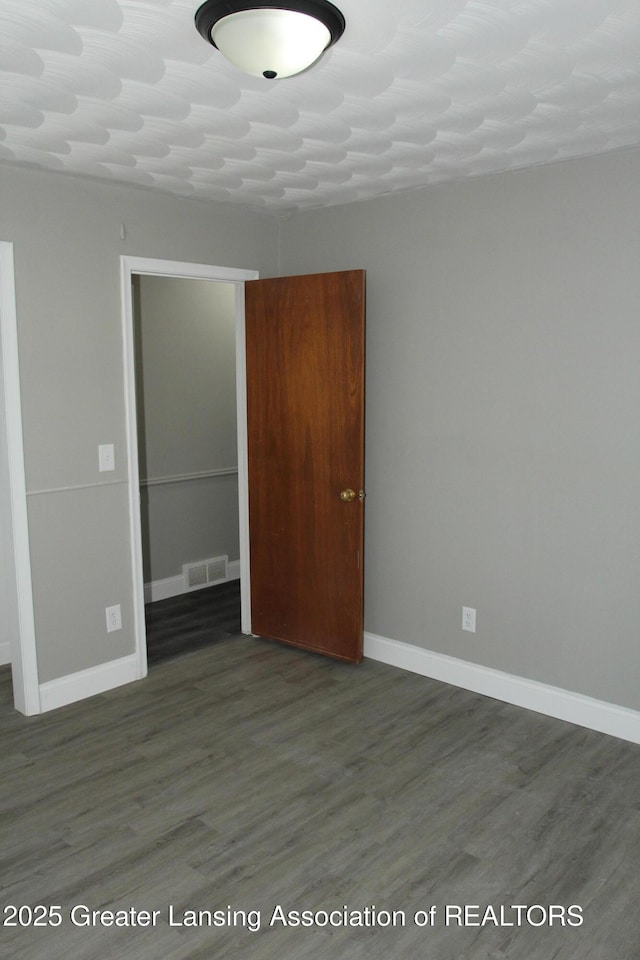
<box><xmin>120</xmin><ymin>256</ymin><xmax>258</xmax><ymax>677</ymax></box>
<box><xmin>0</xmin><ymin>241</ymin><xmax>40</xmax><ymax>715</ymax></box>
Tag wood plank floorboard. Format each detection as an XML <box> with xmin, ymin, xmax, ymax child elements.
<box><xmin>144</xmin><ymin>581</ymin><xmax>241</xmax><ymax>666</ymax></box>
<box><xmin>1</xmin><ymin>637</ymin><xmax>640</xmax><ymax>959</ymax></box>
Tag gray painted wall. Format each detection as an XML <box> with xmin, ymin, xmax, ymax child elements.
<box><xmin>134</xmin><ymin>275</ymin><xmax>239</xmax><ymax>583</ymax></box>
<box><xmin>4</xmin><ymin>146</ymin><xmax>640</xmax><ymax>714</ymax></box>
<box><xmin>0</xmin><ymin>165</ymin><xmax>277</xmax><ymax>684</ymax></box>
<box><xmin>279</xmin><ymin>148</ymin><xmax>640</xmax><ymax>712</ymax></box>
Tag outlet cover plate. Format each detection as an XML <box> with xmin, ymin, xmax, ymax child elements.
<box><xmin>98</xmin><ymin>443</ymin><xmax>115</xmax><ymax>472</ymax></box>
<box><xmin>106</xmin><ymin>604</ymin><xmax>122</xmax><ymax>633</ymax></box>
<box><xmin>462</xmin><ymin>606</ymin><xmax>476</xmax><ymax>633</ymax></box>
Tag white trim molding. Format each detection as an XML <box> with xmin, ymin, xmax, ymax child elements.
<box><xmin>140</xmin><ymin>467</ymin><xmax>238</xmax><ymax>487</ymax></box>
<box><xmin>144</xmin><ymin>560</ymin><xmax>241</xmax><ymax>603</ymax></box>
<box><xmin>27</xmin><ymin>478</ymin><xmax>128</xmax><ymax>497</ymax></box>
<box><xmin>0</xmin><ymin>241</ymin><xmax>40</xmax><ymax>715</ymax></box>
<box><xmin>39</xmin><ymin>654</ymin><xmax>141</xmax><ymax>713</ymax></box>
<box><xmin>144</xmin><ymin>575</ymin><xmax>184</xmax><ymax>604</ymax></box>
<box><xmin>234</xmin><ymin>281</ymin><xmax>252</xmax><ymax>636</ymax></box>
<box><xmin>364</xmin><ymin>632</ymin><xmax>640</xmax><ymax>746</ymax></box>
<box><xmin>120</xmin><ymin>255</ymin><xmax>258</xmax><ymax>682</ymax></box>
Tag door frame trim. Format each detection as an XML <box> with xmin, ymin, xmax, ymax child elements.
<box><xmin>120</xmin><ymin>256</ymin><xmax>258</xmax><ymax>678</ymax></box>
<box><xmin>0</xmin><ymin>241</ymin><xmax>40</xmax><ymax>715</ymax></box>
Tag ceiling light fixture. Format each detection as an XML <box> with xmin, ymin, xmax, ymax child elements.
<box><xmin>194</xmin><ymin>0</ymin><xmax>345</xmax><ymax>80</ymax></box>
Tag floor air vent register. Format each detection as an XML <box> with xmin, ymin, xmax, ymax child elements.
<box><xmin>182</xmin><ymin>555</ymin><xmax>229</xmax><ymax>592</ymax></box>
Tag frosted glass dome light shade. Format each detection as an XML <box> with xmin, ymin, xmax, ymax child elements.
<box><xmin>195</xmin><ymin>0</ymin><xmax>345</xmax><ymax>79</ymax></box>
<box><xmin>212</xmin><ymin>10</ymin><xmax>330</xmax><ymax>78</ymax></box>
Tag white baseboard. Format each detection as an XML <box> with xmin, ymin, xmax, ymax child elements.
<box><xmin>144</xmin><ymin>574</ymin><xmax>184</xmax><ymax>603</ymax></box>
<box><xmin>144</xmin><ymin>560</ymin><xmax>240</xmax><ymax>604</ymax></box>
<box><xmin>0</xmin><ymin>642</ymin><xmax>11</xmax><ymax>666</ymax></box>
<box><xmin>364</xmin><ymin>632</ymin><xmax>640</xmax><ymax>746</ymax></box>
<box><xmin>39</xmin><ymin>654</ymin><xmax>141</xmax><ymax>714</ymax></box>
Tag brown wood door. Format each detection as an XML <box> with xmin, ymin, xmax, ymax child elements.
<box><xmin>245</xmin><ymin>270</ymin><xmax>365</xmax><ymax>663</ymax></box>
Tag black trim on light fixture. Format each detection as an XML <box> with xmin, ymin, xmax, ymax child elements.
<box><xmin>194</xmin><ymin>0</ymin><xmax>346</xmax><ymax>52</ymax></box>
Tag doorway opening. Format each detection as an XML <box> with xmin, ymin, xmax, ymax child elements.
<box><xmin>120</xmin><ymin>257</ymin><xmax>258</xmax><ymax>677</ymax></box>
<box><xmin>132</xmin><ymin>273</ymin><xmax>240</xmax><ymax>665</ymax></box>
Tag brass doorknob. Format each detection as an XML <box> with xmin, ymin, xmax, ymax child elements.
<box><xmin>340</xmin><ymin>488</ymin><xmax>357</xmax><ymax>502</ymax></box>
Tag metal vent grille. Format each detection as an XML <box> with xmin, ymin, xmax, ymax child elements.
<box><xmin>183</xmin><ymin>556</ymin><xmax>228</xmax><ymax>592</ymax></box>
<box><xmin>207</xmin><ymin>557</ymin><xmax>227</xmax><ymax>585</ymax></box>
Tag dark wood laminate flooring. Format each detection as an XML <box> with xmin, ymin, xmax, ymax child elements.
<box><xmin>1</xmin><ymin>637</ymin><xmax>640</xmax><ymax>960</ymax></box>
<box><xmin>145</xmin><ymin>581</ymin><xmax>241</xmax><ymax>666</ymax></box>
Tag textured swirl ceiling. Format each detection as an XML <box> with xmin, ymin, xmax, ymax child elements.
<box><xmin>1</xmin><ymin>0</ymin><xmax>639</xmax><ymax>213</ymax></box>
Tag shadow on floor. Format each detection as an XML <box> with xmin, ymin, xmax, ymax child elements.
<box><xmin>144</xmin><ymin>579</ymin><xmax>241</xmax><ymax>667</ymax></box>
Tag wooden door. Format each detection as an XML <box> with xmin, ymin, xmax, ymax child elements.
<box><xmin>245</xmin><ymin>270</ymin><xmax>365</xmax><ymax>663</ymax></box>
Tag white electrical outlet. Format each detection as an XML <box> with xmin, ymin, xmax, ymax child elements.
<box><xmin>462</xmin><ymin>606</ymin><xmax>476</xmax><ymax>633</ymax></box>
<box><xmin>106</xmin><ymin>604</ymin><xmax>122</xmax><ymax>633</ymax></box>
